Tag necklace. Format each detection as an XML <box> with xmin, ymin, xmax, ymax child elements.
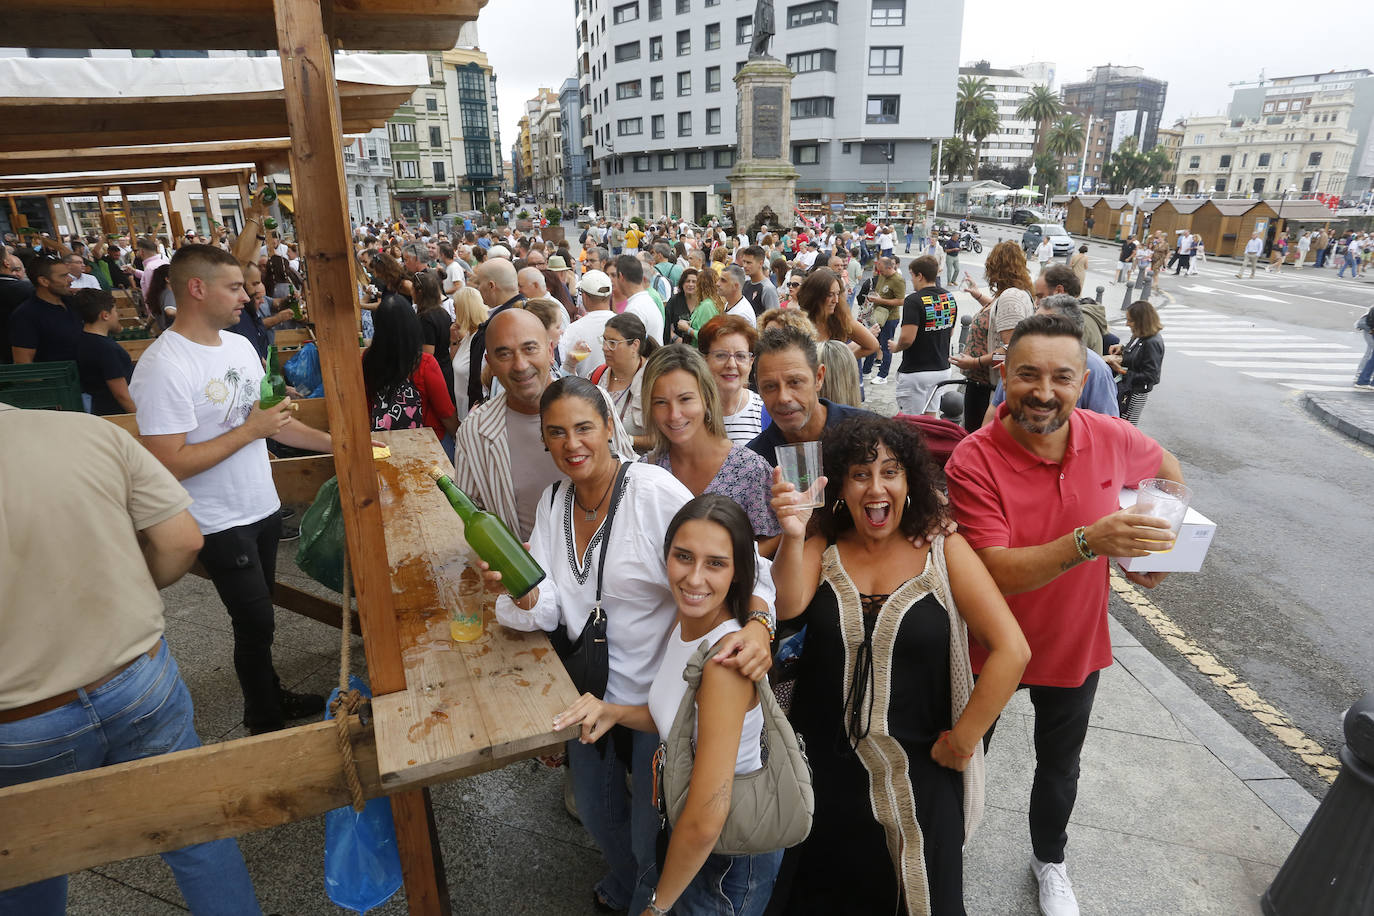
<box><xmin>572</xmin><ymin>470</ymin><xmax>616</xmax><ymax>521</ymax></box>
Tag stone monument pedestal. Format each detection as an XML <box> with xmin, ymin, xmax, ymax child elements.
<box><xmin>728</xmin><ymin>57</ymin><xmax>798</xmax><ymax>234</ymax></box>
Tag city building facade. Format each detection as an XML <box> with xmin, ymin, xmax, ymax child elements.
<box><xmin>576</xmin><ymin>0</ymin><xmax>960</xmax><ymax>225</ymax></box>
<box><xmin>517</xmin><ymin>115</ymin><xmax>533</xmax><ymax>194</ymax></box>
<box><xmin>1058</xmin><ymin>111</ymin><xmax>1111</xmax><ymax>194</ymax></box>
<box><xmin>1173</xmin><ymin>101</ymin><xmax>1358</xmax><ymax>199</ymax></box>
<box><xmin>1060</xmin><ymin>65</ymin><xmax>1168</xmax><ymax>154</ymax></box>
<box><xmin>442</xmin><ymin>39</ymin><xmax>504</xmax><ymax>212</ymax></box>
<box><xmin>530</xmin><ymin>89</ymin><xmax>563</xmax><ymax>202</ymax></box>
<box><xmin>1154</xmin><ymin>125</ymin><xmax>1184</xmax><ymax>191</ymax></box>
<box><xmin>1228</xmin><ymin>69</ymin><xmax>1374</xmax><ymax>200</ymax></box>
<box><xmin>386</xmin><ymin>51</ymin><xmax>458</xmax><ymax>224</ymax></box>
<box><xmin>560</xmin><ymin>76</ymin><xmax>591</xmax><ymax>207</ymax></box>
<box><xmin>958</xmin><ymin>60</ymin><xmax>1056</xmax><ymax>174</ymax></box>
<box><xmin>343</xmin><ymin>128</ymin><xmax>394</xmax><ymax>224</ymax></box>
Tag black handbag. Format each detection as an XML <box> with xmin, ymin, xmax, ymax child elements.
<box><xmin>546</xmin><ymin>461</ymin><xmax>632</xmax><ymax>699</ymax></box>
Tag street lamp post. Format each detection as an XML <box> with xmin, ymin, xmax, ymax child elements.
<box><xmin>1028</xmin><ymin>163</ymin><xmax>1038</xmax><ymax>214</ymax></box>
<box><xmin>884</xmin><ymin>145</ymin><xmax>894</xmax><ymax>220</ymax></box>
<box><xmin>1271</xmin><ymin>185</ymin><xmax>1297</xmax><ymax>256</ymax></box>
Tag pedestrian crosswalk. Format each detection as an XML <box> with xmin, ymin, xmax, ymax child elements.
<box><xmin>1147</xmin><ymin>305</ymin><xmax>1363</xmax><ymax>392</ymax></box>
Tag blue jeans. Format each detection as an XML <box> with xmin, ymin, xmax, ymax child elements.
<box><xmin>567</xmin><ymin>728</ymin><xmax>660</xmax><ymax>913</ymax></box>
<box><xmin>1338</xmin><ymin>253</ymin><xmax>1357</xmax><ymax>277</ymax></box>
<box><xmin>0</xmin><ymin>640</ymin><xmax>261</xmax><ymax>916</ymax></box>
<box><xmin>672</xmin><ymin>845</ymin><xmax>782</xmax><ymax>916</ymax></box>
<box><xmin>904</xmin><ymin>233</ymin><xmax>913</xmax><ymax>253</ymax></box>
<box><xmin>1356</xmin><ymin>331</ymin><xmax>1374</xmax><ymax>386</ymax></box>
<box><xmin>861</xmin><ymin>319</ymin><xmax>899</xmax><ymax>378</ymax></box>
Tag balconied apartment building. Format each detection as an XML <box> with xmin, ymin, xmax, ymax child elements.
<box><xmin>575</xmin><ymin>0</ymin><xmax>960</xmax><ymax>224</ymax></box>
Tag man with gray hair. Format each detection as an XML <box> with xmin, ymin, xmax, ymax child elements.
<box><xmin>517</xmin><ymin>265</ymin><xmax>548</xmax><ymax>302</ymax></box>
<box><xmin>983</xmin><ymin>294</ymin><xmax>1120</xmax><ymax>427</ymax></box>
<box><xmin>400</xmin><ymin>240</ymin><xmax>430</xmax><ymax>275</ymax></box>
<box><xmin>720</xmin><ymin>264</ymin><xmax>756</xmax><ymax>326</ymax></box>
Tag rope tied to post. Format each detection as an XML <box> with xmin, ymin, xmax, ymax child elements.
<box><xmin>328</xmin><ymin>548</ymin><xmax>368</xmax><ymax>812</ymax></box>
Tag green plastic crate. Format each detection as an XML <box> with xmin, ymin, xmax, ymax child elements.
<box><xmin>0</xmin><ymin>361</ymin><xmax>84</xmax><ymax>412</ymax></box>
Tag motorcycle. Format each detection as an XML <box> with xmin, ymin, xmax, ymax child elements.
<box><xmin>959</xmin><ymin>227</ymin><xmax>983</xmax><ymax>254</ymax></box>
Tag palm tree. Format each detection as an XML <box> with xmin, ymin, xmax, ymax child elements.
<box><xmin>940</xmin><ymin>138</ymin><xmax>976</xmax><ymax>183</ymax></box>
<box><xmin>1045</xmin><ymin>115</ymin><xmax>1085</xmax><ymax>159</ymax></box>
<box><xmin>1015</xmin><ymin>84</ymin><xmax>1063</xmax><ymax>157</ymax></box>
<box><xmin>965</xmin><ymin>101</ymin><xmax>1000</xmax><ymax>181</ymax></box>
<box><xmin>955</xmin><ymin>74</ymin><xmax>992</xmax><ymax>137</ymax></box>
<box><xmin>1031</xmin><ymin>152</ymin><xmax>1062</xmax><ymax>195</ymax></box>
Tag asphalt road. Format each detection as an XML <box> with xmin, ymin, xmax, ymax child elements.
<box><xmin>936</xmin><ymin>225</ymin><xmax>1372</xmax><ymax>796</ymax></box>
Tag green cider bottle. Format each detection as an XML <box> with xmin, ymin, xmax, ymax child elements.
<box><xmin>428</xmin><ymin>467</ymin><xmax>545</xmax><ymax>600</ymax></box>
<box><xmin>258</xmin><ymin>345</ymin><xmax>287</xmax><ymax>409</ymax></box>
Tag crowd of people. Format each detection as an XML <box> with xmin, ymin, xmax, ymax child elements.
<box><xmin>5</xmin><ymin>196</ymin><xmax>1206</xmax><ymax>916</ymax></box>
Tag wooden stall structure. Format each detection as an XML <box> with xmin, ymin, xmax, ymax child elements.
<box><xmin>1148</xmin><ymin>199</ymin><xmax>1208</xmax><ymax>242</ymax></box>
<box><xmin>1267</xmin><ymin>200</ymin><xmax>1342</xmax><ymax>263</ymax></box>
<box><xmin>1065</xmin><ymin>195</ymin><xmax>1101</xmax><ymax>236</ymax></box>
<box><xmin>0</xmin><ymin>4</ymin><xmax>590</xmax><ymax>915</ymax></box>
<box><xmin>1089</xmin><ymin>195</ymin><xmax>1133</xmax><ymax>240</ymax></box>
<box><xmin>1191</xmin><ymin>199</ymin><xmax>1277</xmax><ymax>258</ymax></box>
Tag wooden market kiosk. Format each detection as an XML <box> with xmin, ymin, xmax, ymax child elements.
<box><xmin>0</xmin><ymin>3</ymin><xmax>582</xmax><ymax>914</ymax></box>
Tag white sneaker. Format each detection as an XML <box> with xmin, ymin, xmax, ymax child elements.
<box><xmin>872</xmin><ymin>375</ymin><xmax>889</xmax><ymax>385</ymax></box>
<box><xmin>1031</xmin><ymin>858</ymin><xmax>1079</xmax><ymax>916</ymax></box>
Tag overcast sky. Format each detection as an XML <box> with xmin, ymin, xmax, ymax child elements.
<box><xmin>475</xmin><ymin>1</ymin><xmax>1374</xmax><ymax>152</ymax></box>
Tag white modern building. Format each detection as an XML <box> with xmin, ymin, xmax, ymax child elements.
<box><xmin>958</xmin><ymin>60</ymin><xmax>1056</xmax><ymax>174</ymax></box>
<box><xmin>343</xmin><ymin>128</ymin><xmax>393</xmax><ymax>225</ymax></box>
<box><xmin>577</xmin><ymin>0</ymin><xmax>962</xmax><ymax>224</ymax></box>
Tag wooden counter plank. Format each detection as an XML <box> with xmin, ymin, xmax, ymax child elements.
<box><xmin>370</xmin><ymin>429</ymin><xmax>578</xmax><ymax>788</ymax></box>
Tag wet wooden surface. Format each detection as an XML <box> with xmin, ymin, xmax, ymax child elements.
<box><xmin>370</xmin><ymin>429</ymin><xmax>579</xmax><ymax>789</ymax></box>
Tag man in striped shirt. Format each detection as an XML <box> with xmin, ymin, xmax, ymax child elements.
<box><xmin>452</xmin><ymin>308</ymin><xmax>635</xmax><ymax>539</ymax></box>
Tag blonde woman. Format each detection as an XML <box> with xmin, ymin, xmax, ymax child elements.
<box><xmin>758</xmin><ymin>307</ymin><xmax>818</xmax><ymax>339</ymax></box>
<box><xmin>817</xmin><ymin>338</ymin><xmax>862</xmax><ymax>407</ymax></box>
<box><xmin>449</xmin><ymin>286</ymin><xmax>489</xmax><ymax>421</ymax></box>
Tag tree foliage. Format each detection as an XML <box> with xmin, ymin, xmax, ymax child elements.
<box><xmin>1102</xmin><ymin>138</ymin><xmax>1176</xmax><ymax>193</ymax></box>
<box><xmin>955</xmin><ymin>75</ymin><xmax>993</xmax><ymax>137</ymax></box>
<box><xmin>965</xmin><ymin>101</ymin><xmax>1001</xmax><ymax>181</ymax></box>
<box><xmin>1015</xmin><ymin>85</ymin><xmax>1063</xmax><ymax>155</ymax></box>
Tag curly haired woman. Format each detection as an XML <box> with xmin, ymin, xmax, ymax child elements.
<box><xmin>949</xmin><ymin>240</ymin><xmax>1034</xmax><ymax>431</ymax></box>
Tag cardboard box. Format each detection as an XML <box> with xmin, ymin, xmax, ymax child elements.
<box><xmin>1112</xmin><ymin>488</ymin><xmax>1217</xmax><ymax>573</ymax></box>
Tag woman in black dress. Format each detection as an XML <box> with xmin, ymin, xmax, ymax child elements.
<box><xmin>769</xmin><ymin>417</ymin><xmax>1028</xmax><ymax>915</ymax></box>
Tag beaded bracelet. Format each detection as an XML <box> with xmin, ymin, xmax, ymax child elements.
<box><xmin>1073</xmin><ymin>526</ymin><xmax>1097</xmax><ymax>561</ymax></box>
<box><xmin>747</xmin><ymin>610</ymin><xmax>776</xmax><ymax>642</ymax></box>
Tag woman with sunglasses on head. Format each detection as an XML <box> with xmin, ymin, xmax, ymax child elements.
<box><xmin>769</xmin><ymin>416</ymin><xmax>1028</xmax><ymax>915</ymax></box>
<box><xmin>488</xmin><ymin>377</ymin><xmax>777</xmax><ymax>916</ymax></box>
<box><xmin>697</xmin><ymin>315</ymin><xmax>770</xmax><ymax>447</ymax></box>
<box><xmin>797</xmin><ymin>267</ymin><xmax>878</xmax><ymax>359</ymax></box>
<box><xmin>596</xmin><ymin>312</ymin><xmax>659</xmax><ymax>452</ymax></box>
<box><xmin>640</xmin><ymin>344</ymin><xmax>781</xmax><ymax>557</ymax></box>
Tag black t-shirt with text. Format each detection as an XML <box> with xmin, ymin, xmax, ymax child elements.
<box><xmin>898</xmin><ymin>285</ymin><xmax>957</xmax><ymax>375</ymax></box>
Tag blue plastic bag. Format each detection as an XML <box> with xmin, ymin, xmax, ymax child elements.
<box><xmin>324</xmin><ymin>676</ymin><xmax>403</xmax><ymax>914</ymax></box>
<box><xmin>284</xmin><ymin>341</ymin><xmax>325</xmax><ymax>398</ymax></box>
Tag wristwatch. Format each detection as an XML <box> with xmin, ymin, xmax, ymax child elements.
<box><xmin>647</xmin><ymin>889</ymin><xmax>670</xmax><ymax>915</ymax></box>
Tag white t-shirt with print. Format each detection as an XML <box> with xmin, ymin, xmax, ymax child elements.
<box><xmin>129</xmin><ymin>329</ymin><xmax>279</xmax><ymax>535</ymax></box>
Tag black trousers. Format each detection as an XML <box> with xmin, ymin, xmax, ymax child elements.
<box><xmin>197</xmin><ymin>512</ymin><xmax>284</xmax><ymax>730</ymax></box>
<box><xmin>962</xmin><ymin>381</ymin><xmax>993</xmax><ymax>434</ymax></box>
<box><xmin>985</xmin><ymin>670</ymin><xmax>1101</xmax><ymax>864</ymax></box>
<box><xmin>1173</xmin><ymin>254</ymin><xmax>1192</xmax><ymax>274</ymax></box>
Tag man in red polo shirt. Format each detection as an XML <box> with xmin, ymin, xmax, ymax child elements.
<box><xmin>945</xmin><ymin>313</ymin><xmax>1183</xmax><ymax>916</ymax></box>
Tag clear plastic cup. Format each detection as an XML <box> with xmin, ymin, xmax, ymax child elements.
<box><xmin>1133</xmin><ymin>478</ymin><xmax>1192</xmax><ymax>551</ymax></box>
<box><xmin>776</xmin><ymin>441</ymin><xmax>824</xmax><ymax>509</ymax></box>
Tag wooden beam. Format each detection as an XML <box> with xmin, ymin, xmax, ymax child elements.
<box><xmin>0</xmin><ymin>717</ymin><xmax>380</xmax><ymax>892</ymax></box>
<box><xmin>0</xmin><ymin>140</ymin><xmax>293</xmax><ymax>178</ymax></box>
<box><xmin>4</xmin><ymin>0</ymin><xmax>485</xmax><ymax>52</ymax></box>
<box><xmin>273</xmin><ymin>581</ymin><xmax>357</xmax><ymax>632</ymax></box>
<box><xmin>272</xmin><ymin>1</ymin><xmax>449</xmax><ymax>912</ymax></box>
<box><xmin>269</xmin><ymin>452</ymin><xmax>335</xmax><ymax>505</ymax></box>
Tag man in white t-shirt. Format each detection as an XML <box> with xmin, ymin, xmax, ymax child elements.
<box><xmin>561</xmin><ymin>269</ymin><xmax>615</xmax><ymax>379</ymax></box>
<box><xmin>130</xmin><ymin>244</ymin><xmax>335</xmax><ymax>735</ymax></box>
<box><xmin>439</xmin><ymin>241</ymin><xmax>469</xmax><ymax>295</ymax></box>
<box><xmin>610</xmin><ymin>254</ymin><xmax>665</xmax><ymax>345</ymax></box>
<box><xmin>720</xmin><ymin>265</ymin><xmax>757</xmax><ymax>327</ymax></box>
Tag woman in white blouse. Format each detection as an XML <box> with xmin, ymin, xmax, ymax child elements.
<box><xmin>487</xmin><ymin>376</ymin><xmax>775</xmax><ymax>916</ymax></box>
